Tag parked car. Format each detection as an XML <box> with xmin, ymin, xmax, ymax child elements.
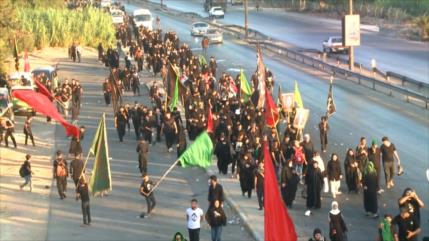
<box><xmin>0</xmin><ymin>87</ymin><xmax>14</xmax><ymax>121</ymax></box>
<box><xmin>10</xmin><ymin>86</ymin><xmax>35</xmax><ymax>115</ymax></box>
<box><xmin>322</xmin><ymin>36</ymin><xmax>349</xmax><ymax>54</ymax></box>
<box><xmin>32</xmin><ymin>66</ymin><xmax>59</xmax><ymax>89</ymax></box>
<box><xmin>110</xmin><ymin>9</ymin><xmax>124</xmax><ymax>25</ymax></box>
<box><xmin>191</xmin><ymin>22</ymin><xmax>209</xmax><ymax>36</ymax></box>
<box><xmin>204</xmin><ymin>28</ymin><xmax>223</xmax><ymax>44</ymax></box>
<box><xmin>209</xmin><ymin>6</ymin><xmax>225</xmax><ymax>19</ymax></box>
<box><xmin>133</xmin><ymin>8</ymin><xmax>153</xmax><ymax>30</ymax></box>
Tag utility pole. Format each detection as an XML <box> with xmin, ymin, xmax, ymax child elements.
<box><xmin>348</xmin><ymin>0</ymin><xmax>354</xmax><ymax>71</ymax></box>
<box><xmin>244</xmin><ymin>0</ymin><xmax>248</xmax><ymax>38</ymax></box>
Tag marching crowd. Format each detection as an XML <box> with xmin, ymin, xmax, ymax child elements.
<box><xmin>2</xmin><ymin>11</ymin><xmax>426</xmax><ymax>241</ymax></box>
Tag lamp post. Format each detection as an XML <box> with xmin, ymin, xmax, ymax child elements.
<box><xmin>348</xmin><ymin>0</ymin><xmax>354</xmax><ymax>71</ymax></box>
<box><xmin>244</xmin><ymin>0</ymin><xmax>248</xmax><ymax>38</ymax></box>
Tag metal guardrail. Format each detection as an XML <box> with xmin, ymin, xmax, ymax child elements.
<box><xmin>253</xmin><ymin>40</ymin><xmax>429</xmax><ymax>109</ymax></box>
<box><xmin>386</xmin><ymin>71</ymin><xmax>429</xmax><ymax>90</ymax></box>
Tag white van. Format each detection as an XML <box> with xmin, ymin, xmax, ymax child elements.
<box><xmin>133</xmin><ymin>9</ymin><xmax>153</xmax><ymax>31</ymax></box>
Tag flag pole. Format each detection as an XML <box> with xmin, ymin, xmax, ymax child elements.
<box><xmin>147</xmin><ymin>159</ymin><xmax>180</xmax><ymax>196</ymax></box>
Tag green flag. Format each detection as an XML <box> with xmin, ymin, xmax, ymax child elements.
<box><xmin>294</xmin><ymin>81</ymin><xmax>304</xmax><ymax>108</ymax></box>
<box><xmin>240</xmin><ymin>69</ymin><xmax>252</xmax><ymax>102</ymax></box>
<box><xmin>170</xmin><ymin>75</ymin><xmax>179</xmax><ymax>110</ymax></box>
<box><xmin>179</xmin><ymin>131</ymin><xmax>213</xmax><ymax>169</ymax></box>
<box><xmin>199</xmin><ymin>55</ymin><xmax>207</xmax><ymax>66</ymax></box>
<box><xmin>89</xmin><ymin>114</ymin><xmax>112</xmax><ymax>196</ymax></box>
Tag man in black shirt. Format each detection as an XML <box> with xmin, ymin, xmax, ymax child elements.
<box><xmin>76</xmin><ymin>177</ymin><xmax>91</xmax><ymax>226</ymax></box>
<box><xmin>393</xmin><ymin>207</ymin><xmax>421</xmax><ymax>241</ymax></box>
<box><xmin>208</xmin><ymin>175</ymin><xmax>224</xmax><ymax>207</ymax></box>
<box><xmin>140</xmin><ymin>174</ymin><xmax>156</xmax><ymax>218</ymax></box>
<box><xmin>136</xmin><ymin>139</ymin><xmax>149</xmax><ymax>175</ymax></box>
<box><xmin>380</xmin><ymin>136</ymin><xmax>401</xmax><ymax>189</ymax></box>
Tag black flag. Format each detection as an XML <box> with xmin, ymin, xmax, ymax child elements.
<box><xmin>326</xmin><ymin>77</ymin><xmax>336</xmax><ymax>117</ymax></box>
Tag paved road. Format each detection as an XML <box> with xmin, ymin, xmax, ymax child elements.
<box><xmin>41</xmin><ymin>48</ymin><xmax>254</xmax><ymax>241</ymax></box>
<box><xmin>149</xmin><ymin>0</ymin><xmax>429</xmax><ymax>83</ymax></box>
<box><xmin>130</xmin><ymin>2</ymin><xmax>429</xmax><ymax>240</ymax></box>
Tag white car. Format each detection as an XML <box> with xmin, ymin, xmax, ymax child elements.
<box><xmin>110</xmin><ymin>9</ymin><xmax>124</xmax><ymax>25</ymax></box>
<box><xmin>191</xmin><ymin>22</ymin><xmax>209</xmax><ymax>36</ymax></box>
<box><xmin>323</xmin><ymin>36</ymin><xmax>349</xmax><ymax>54</ymax></box>
<box><xmin>133</xmin><ymin>8</ymin><xmax>153</xmax><ymax>30</ymax></box>
<box><xmin>204</xmin><ymin>28</ymin><xmax>223</xmax><ymax>44</ymax></box>
<box><xmin>209</xmin><ymin>6</ymin><xmax>224</xmax><ymax>19</ymax></box>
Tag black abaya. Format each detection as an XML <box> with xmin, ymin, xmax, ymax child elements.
<box><xmin>305</xmin><ymin>166</ymin><xmax>323</xmax><ymax>209</ymax></box>
<box><xmin>363</xmin><ymin>172</ymin><xmax>378</xmax><ymax>214</ymax></box>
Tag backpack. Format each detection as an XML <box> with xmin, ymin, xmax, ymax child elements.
<box><xmin>56</xmin><ymin>163</ymin><xmax>67</xmax><ymax>177</ymax></box>
<box><xmin>19</xmin><ymin>164</ymin><xmax>26</xmax><ymax>177</ymax></box>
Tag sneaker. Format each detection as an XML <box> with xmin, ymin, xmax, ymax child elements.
<box><xmin>305</xmin><ymin>210</ymin><xmax>311</xmax><ymax>216</ymax></box>
<box><xmin>377</xmin><ymin>189</ymin><xmax>384</xmax><ymax>194</ymax></box>
<box><xmin>372</xmin><ymin>213</ymin><xmax>379</xmax><ymax>218</ymax></box>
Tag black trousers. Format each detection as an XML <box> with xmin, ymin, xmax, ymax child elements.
<box><xmin>320</xmin><ymin>132</ymin><xmax>328</xmax><ymax>151</ymax></box>
<box><xmin>138</xmin><ymin>157</ymin><xmax>147</xmax><ymax>175</ymax></box>
<box><xmin>132</xmin><ymin>122</ymin><xmax>140</xmax><ymax>139</ymax></box>
<box><xmin>104</xmin><ymin>93</ymin><xmax>111</xmax><ymax>105</ymax></box>
<box><xmin>5</xmin><ymin>131</ymin><xmax>17</xmax><ymax>148</ymax></box>
<box><xmin>25</xmin><ymin>132</ymin><xmax>35</xmax><ymax>146</ymax></box>
<box><xmin>117</xmin><ymin>125</ymin><xmax>126</xmax><ymax>142</ymax></box>
<box><xmin>56</xmin><ymin>176</ymin><xmax>67</xmax><ymax>199</ymax></box>
<box><xmin>256</xmin><ymin>186</ymin><xmax>264</xmax><ymax>209</ymax></box>
<box><xmin>188</xmin><ymin>228</ymin><xmax>200</xmax><ymax>241</ymax></box>
<box><xmin>165</xmin><ymin>132</ymin><xmax>176</xmax><ymax>149</ymax></box>
<box><xmin>81</xmin><ymin>201</ymin><xmax>91</xmax><ymax>224</ymax></box>
<box><xmin>145</xmin><ymin>194</ymin><xmax>156</xmax><ymax>214</ymax></box>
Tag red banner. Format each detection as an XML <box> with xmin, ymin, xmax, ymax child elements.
<box><xmin>12</xmin><ymin>89</ymin><xmax>79</xmax><ymax>138</ymax></box>
<box><xmin>264</xmin><ymin>88</ymin><xmax>279</xmax><ymax>128</ymax></box>
<box><xmin>35</xmin><ymin>79</ymin><xmax>53</xmax><ymax>101</ymax></box>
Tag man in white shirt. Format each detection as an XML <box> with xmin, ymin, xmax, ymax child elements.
<box><xmin>186</xmin><ymin>199</ymin><xmax>204</xmax><ymax>241</ymax></box>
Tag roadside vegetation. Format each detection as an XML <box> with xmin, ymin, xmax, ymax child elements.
<box><xmin>254</xmin><ymin>0</ymin><xmax>429</xmax><ymax>40</ymax></box>
<box><xmin>0</xmin><ymin>0</ymin><xmax>116</xmax><ymax>77</ymax></box>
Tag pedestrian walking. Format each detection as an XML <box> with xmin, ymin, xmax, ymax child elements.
<box><xmin>313</xmin><ymin>151</ymin><xmax>328</xmax><ymax>193</ymax></box>
<box><xmin>318</xmin><ymin>116</ymin><xmax>329</xmax><ymax>152</ymax></box>
<box><xmin>254</xmin><ymin>161</ymin><xmax>264</xmax><ymax>210</ymax></box>
<box><xmin>76</xmin><ymin>177</ymin><xmax>91</xmax><ymax>226</ymax></box>
<box><xmin>398</xmin><ymin>188</ymin><xmax>425</xmax><ymax>227</ymax></box>
<box><xmin>206</xmin><ymin>200</ymin><xmax>227</xmax><ymax>241</ymax></box>
<box><xmin>1</xmin><ymin>118</ymin><xmax>17</xmax><ymax>148</ymax></box>
<box><xmin>344</xmin><ymin>149</ymin><xmax>359</xmax><ymax>193</ymax></box>
<box><xmin>214</xmin><ymin>133</ymin><xmax>231</xmax><ymax>175</ymax></box>
<box><xmin>392</xmin><ymin>207</ymin><xmax>421</xmax><ymax>241</ymax></box>
<box><xmin>281</xmin><ymin>159</ymin><xmax>299</xmax><ymax>208</ymax></box>
<box><xmin>208</xmin><ymin>175</ymin><xmax>224</xmax><ymax>207</ymax></box>
<box><xmin>329</xmin><ymin>201</ymin><xmax>348</xmax><ymax>241</ymax></box>
<box><xmin>19</xmin><ymin>154</ymin><xmax>33</xmax><ymax>191</ymax></box>
<box><xmin>367</xmin><ymin>139</ymin><xmax>383</xmax><ymax>194</ymax></box>
<box><xmin>327</xmin><ymin>153</ymin><xmax>342</xmax><ymax>199</ymax></box>
<box><xmin>380</xmin><ymin>136</ymin><xmax>402</xmax><ymax>189</ymax></box>
<box><xmin>377</xmin><ymin>214</ymin><xmax>397</xmax><ymax>241</ymax></box>
<box><xmin>363</xmin><ymin>161</ymin><xmax>378</xmax><ymax>218</ymax></box>
<box><xmin>102</xmin><ymin>78</ymin><xmax>111</xmax><ymax>106</ymax></box>
<box><xmin>23</xmin><ymin>116</ymin><xmax>35</xmax><ymax>146</ymax></box>
<box><xmin>292</xmin><ymin>140</ymin><xmax>306</xmax><ymax>183</ymax></box>
<box><xmin>70</xmin><ymin>157</ymin><xmax>85</xmax><ymax>187</ymax></box>
<box><xmin>69</xmin><ymin>126</ymin><xmax>85</xmax><ymax>158</ymax></box>
<box><xmin>139</xmin><ymin>174</ymin><xmax>156</xmax><ymax>218</ymax></box>
<box><xmin>136</xmin><ymin>139</ymin><xmax>149</xmax><ymax>175</ymax></box>
<box><xmin>309</xmin><ymin>228</ymin><xmax>327</xmax><ymax>241</ymax></box>
<box><xmin>162</xmin><ymin>112</ymin><xmax>178</xmax><ymax>152</ymax></box>
<box><xmin>115</xmin><ymin>107</ymin><xmax>128</xmax><ymax>142</ymax></box>
<box><xmin>305</xmin><ymin>160</ymin><xmax>323</xmax><ymax>215</ymax></box>
<box><xmin>239</xmin><ymin>153</ymin><xmax>256</xmax><ymax>198</ymax></box>
<box><xmin>186</xmin><ymin>199</ymin><xmax>204</xmax><ymax>241</ymax></box>
<box><xmin>201</xmin><ymin>36</ymin><xmax>209</xmax><ymax>57</ymax></box>
<box><xmin>53</xmin><ymin>151</ymin><xmax>68</xmax><ymax>199</ymax></box>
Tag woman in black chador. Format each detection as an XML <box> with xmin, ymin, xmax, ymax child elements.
<box><xmin>214</xmin><ymin>133</ymin><xmax>231</xmax><ymax>175</ymax></box>
<box><xmin>344</xmin><ymin>148</ymin><xmax>359</xmax><ymax>193</ymax></box>
<box><xmin>281</xmin><ymin>159</ymin><xmax>300</xmax><ymax>208</ymax></box>
<box><xmin>363</xmin><ymin>161</ymin><xmax>378</xmax><ymax>217</ymax></box>
<box><xmin>305</xmin><ymin>160</ymin><xmax>323</xmax><ymax>210</ymax></box>
<box><xmin>239</xmin><ymin>153</ymin><xmax>256</xmax><ymax>198</ymax></box>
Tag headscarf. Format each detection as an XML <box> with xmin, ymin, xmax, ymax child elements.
<box><xmin>330</xmin><ymin>201</ymin><xmax>340</xmax><ymax>215</ymax></box>
<box><xmin>172</xmin><ymin>232</ymin><xmax>187</xmax><ymax>241</ymax></box>
<box><xmin>364</xmin><ymin>161</ymin><xmax>376</xmax><ymax>176</ymax></box>
<box><xmin>380</xmin><ymin>218</ymin><xmax>394</xmax><ymax>241</ymax></box>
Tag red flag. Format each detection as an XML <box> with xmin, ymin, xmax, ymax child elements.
<box><xmin>264</xmin><ymin>143</ymin><xmax>297</xmax><ymax>241</ymax></box>
<box><xmin>229</xmin><ymin>77</ymin><xmax>238</xmax><ymax>94</ymax></box>
<box><xmin>207</xmin><ymin>107</ymin><xmax>213</xmax><ymax>133</ymax></box>
<box><xmin>35</xmin><ymin>79</ymin><xmax>53</xmax><ymax>101</ymax></box>
<box><xmin>12</xmin><ymin>89</ymin><xmax>79</xmax><ymax>138</ymax></box>
<box><xmin>24</xmin><ymin>50</ymin><xmax>30</xmax><ymax>72</ymax></box>
<box><xmin>264</xmin><ymin>88</ymin><xmax>279</xmax><ymax>128</ymax></box>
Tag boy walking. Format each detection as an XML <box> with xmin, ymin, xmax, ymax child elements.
<box><xmin>19</xmin><ymin>154</ymin><xmax>33</xmax><ymax>191</ymax></box>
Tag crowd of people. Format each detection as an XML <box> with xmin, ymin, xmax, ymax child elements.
<box><xmin>3</xmin><ymin>10</ymin><xmax>426</xmax><ymax>241</ymax></box>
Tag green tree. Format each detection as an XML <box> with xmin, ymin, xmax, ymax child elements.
<box><xmin>414</xmin><ymin>15</ymin><xmax>429</xmax><ymax>40</ymax></box>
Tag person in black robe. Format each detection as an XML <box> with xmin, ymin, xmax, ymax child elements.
<box><xmin>136</xmin><ymin>139</ymin><xmax>149</xmax><ymax>175</ymax></box>
<box><xmin>329</xmin><ymin>201</ymin><xmax>348</xmax><ymax>241</ymax></box>
<box><xmin>162</xmin><ymin>112</ymin><xmax>178</xmax><ymax>152</ymax></box>
<box><xmin>344</xmin><ymin>149</ymin><xmax>360</xmax><ymax>193</ymax></box>
<box><xmin>214</xmin><ymin>133</ymin><xmax>231</xmax><ymax>175</ymax></box>
<box><xmin>305</xmin><ymin>160</ymin><xmax>323</xmax><ymax>211</ymax></box>
<box><xmin>367</xmin><ymin>139</ymin><xmax>382</xmax><ymax>193</ymax></box>
<box><xmin>176</xmin><ymin>126</ymin><xmax>187</xmax><ymax>158</ymax></box>
<box><xmin>363</xmin><ymin>161</ymin><xmax>378</xmax><ymax>217</ymax></box>
<box><xmin>281</xmin><ymin>160</ymin><xmax>299</xmax><ymax>208</ymax></box>
<box><xmin>69</xmin><ymin>126</ymin><xmax>85</xmax><ymax>158</ymax></box>
<box><xmin>239</xmin><ymin>154</ymin><xmax>256</xmax><ymax>198</ymax></box>
<box><xmin>115</xmin><ymin>107</ymin><xmax>128</xmax><ymax>142</ymax></box>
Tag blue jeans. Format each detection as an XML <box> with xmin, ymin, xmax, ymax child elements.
<box><xmin>295</xmin><ymin>163</ymin><xmax>303</xmax><ymax>180</ymax></box>
<box><xmin>211</xmin><ymin>226</ymin><xmax>223</xmax><ymax>241</ymax></box>
<box><xmin>21</xmin><ymin>175</ymin><xmax>32</xmax><ymax>190</ymax></box>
